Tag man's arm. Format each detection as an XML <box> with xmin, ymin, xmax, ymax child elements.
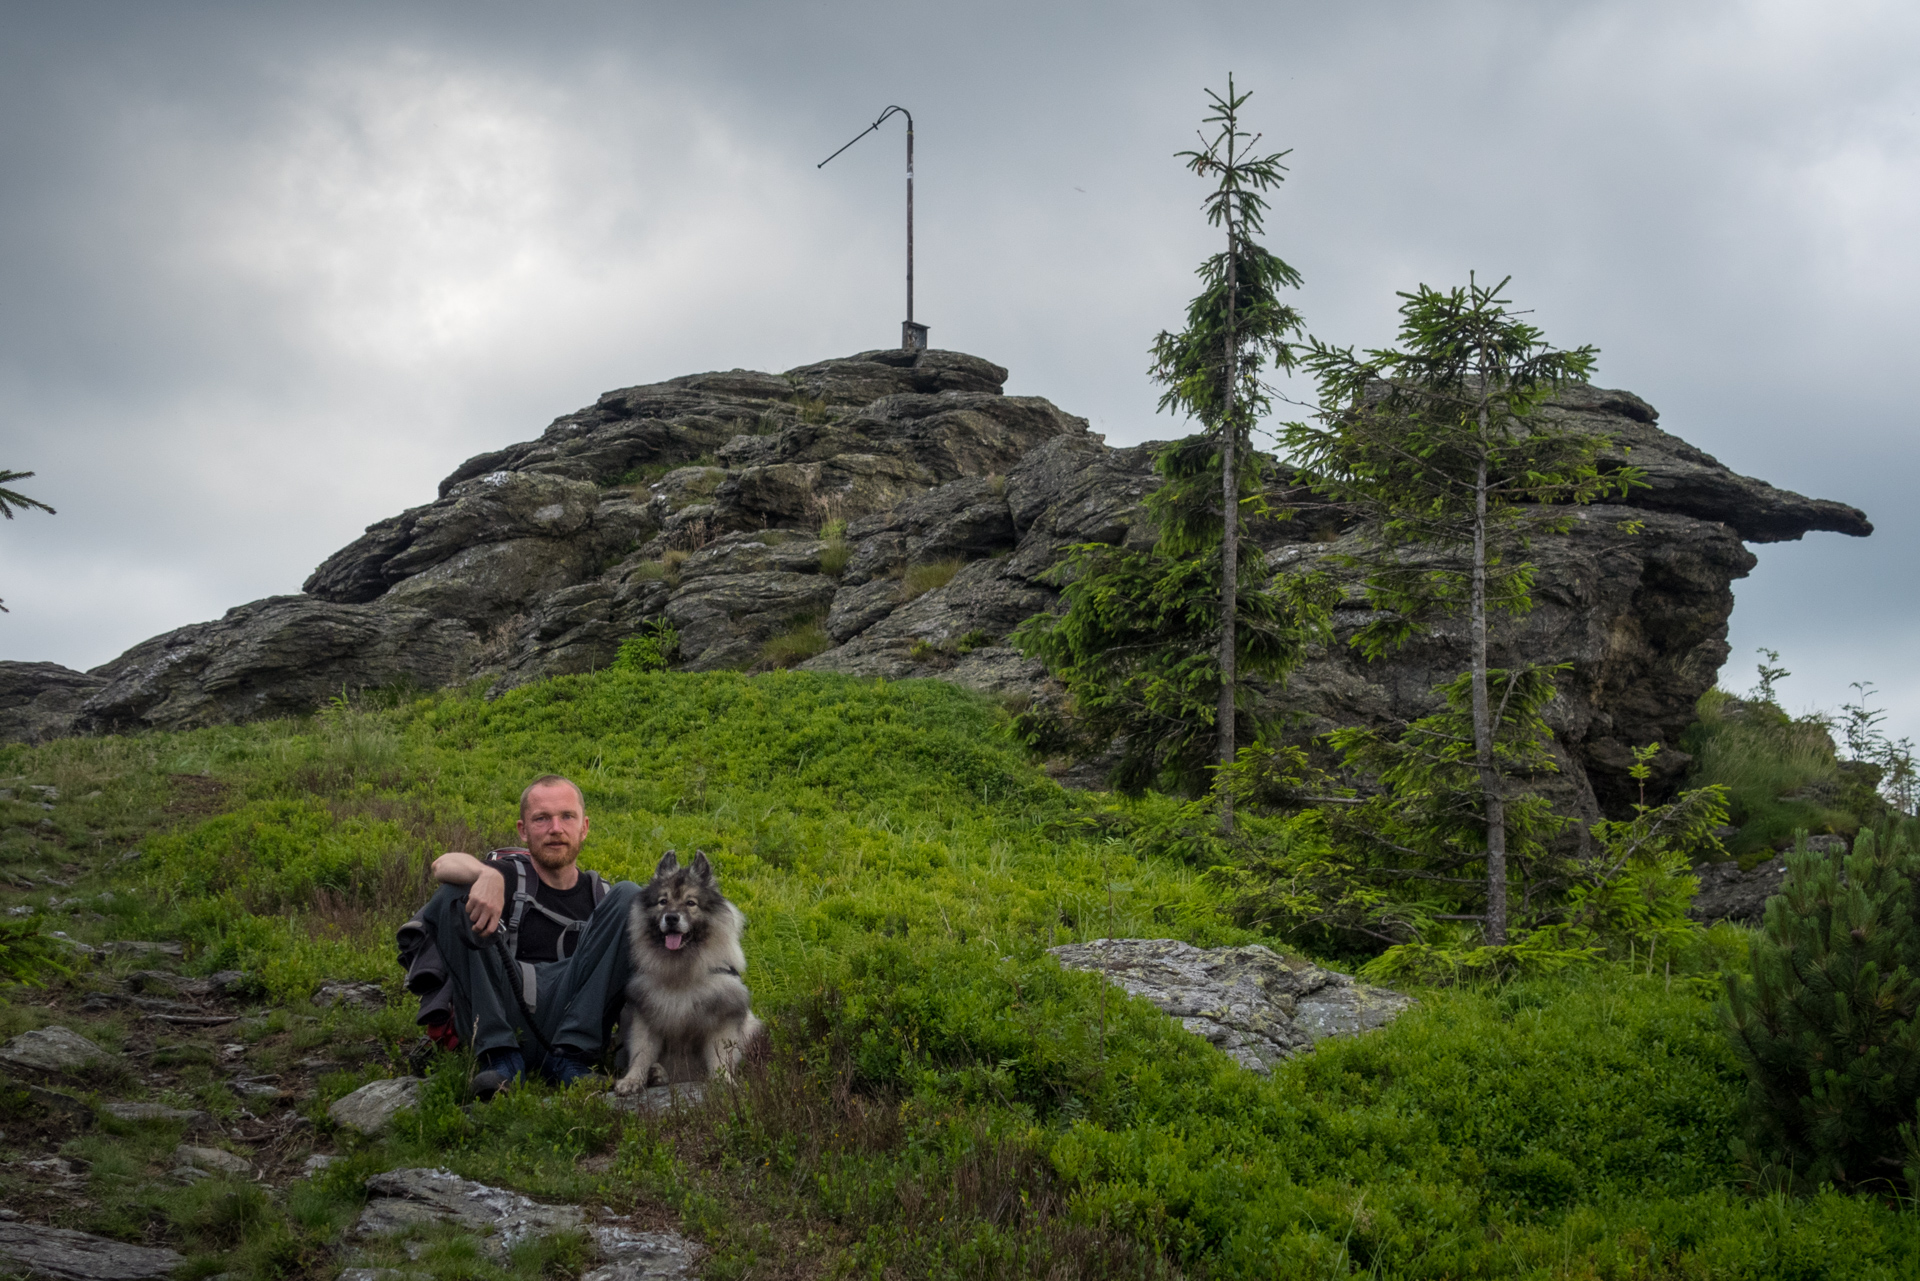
<box><xmin>432</xmin><ymin>852</ymin><xmax>508</xmax><ymax>939</ymax></box>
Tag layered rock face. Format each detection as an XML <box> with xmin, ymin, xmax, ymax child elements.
<box><xmin>0</xmin><ymin>348</ymin><xmax>1869</xmax><ymax>812</ymax></box>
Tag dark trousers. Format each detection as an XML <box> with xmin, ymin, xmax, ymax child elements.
<box><xmin>420</xmin><ymin>880</ymin><xmax>641</xmax><ymax>1064</ymax></box>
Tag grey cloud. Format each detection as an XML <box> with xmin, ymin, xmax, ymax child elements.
<box><xmin>0</xmin><ymin>0</ymin><xmax>1913</xmax><ymax>738</ymax></box>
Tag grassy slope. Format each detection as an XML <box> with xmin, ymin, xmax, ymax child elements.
<box><xmin>1</xmin><ymin>670</ymin><xmax>1916</xmax><ymax>1280</ymax></box>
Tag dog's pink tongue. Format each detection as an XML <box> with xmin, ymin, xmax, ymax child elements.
<box><xmin>664</xmin><ymin>932</ymin><xmax>685</xmax><ymax>951</ymax></box>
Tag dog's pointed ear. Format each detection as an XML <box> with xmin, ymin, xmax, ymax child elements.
<box><xmin>653</xmin><ymin>849</ymin><xmax>680</xmax><ymax>879</ymax></box>
<box><xmin>689</xmin><ymin>850</ymin><xmax>714</xmax><ymax>882</ymax></box>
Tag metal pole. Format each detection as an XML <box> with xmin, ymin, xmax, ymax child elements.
<box><xmin>819</xmin><ymin>106</ymin><xmax>926</xmax><ymax>350</ymax></box>
<box><xmin>906</xmin><ymin>117</ymin><xmax>914</xmax><ymax>328</ymax></box>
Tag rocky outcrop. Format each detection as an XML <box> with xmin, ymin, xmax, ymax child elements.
<box><xmin>0</xmin><ymin>662</ymin><xmax>106</xmax><ymax>745</ymax></box>
<box><xmin>1</xmin><ymin>346</ymin><xmax>1869</xmax><ymax>814</ymax></box>
<box><xmin>1049</xmin><ymin>938</ymin><xmax>1412</xmax><ymax>1072</ymax></box>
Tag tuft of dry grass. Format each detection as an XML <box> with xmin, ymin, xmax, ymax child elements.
<box><xmin>759</xmin><ymin>620</ymin><xmax>832</xmax><ymax>670</ymax></box>
<box><xmin>896</xmin><ymin>558</ymin><xmax>965</xmax><ymax>602</ymax></box>
<box><xmin>627</xmin><ymin>560</ymin><xmax>670</xmax><ymax>583</ymax></box>
<box><xmin>818</xmin><ymin>539</ymin><xmax>852</xmax><ymax>578</ymax></box>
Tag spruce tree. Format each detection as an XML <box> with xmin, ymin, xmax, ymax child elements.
<box><xmin>1149</xmin><ymin>76</ymin><xmax>1303</xmax><ymax>829</ymax></box>
<box><xmin>1722</xmin><ymin>825</ymin><xmax>1920</xmax><ymax>1193</ymax></box>
<box><xmin>1281</xmin><ymin>277</ymin><xmax>1640</xmax><ymax>942</ymax></box>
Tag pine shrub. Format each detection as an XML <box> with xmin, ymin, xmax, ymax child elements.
<box><xmin>1721</xmin><ymin>825</ymin><xmax>1920</xmax><ymax>1192</ymax></box>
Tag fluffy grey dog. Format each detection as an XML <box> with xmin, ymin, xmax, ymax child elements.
<box><xmin>613</xmin><ymin>849</ymin><xmax>763</xmax><ymax>1093</ymax></box>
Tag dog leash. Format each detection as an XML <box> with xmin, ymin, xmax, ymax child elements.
<box><xmin>489</xmin><ymin>930</ymin><xmax>558</xmax><ymax>1061</ymax></box>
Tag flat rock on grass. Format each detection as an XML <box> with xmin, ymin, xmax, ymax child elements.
<box><xmin>0</xmin><ymin>1026</ymin><xmax>113</xmax><ymax>1073</ymax></box>
<box><xmin>329</xmin><ymin>1077</ymin><xmax>425</xmax><ymax>1135</ymax></box>
<box><xmin>355</xmin><ymin>1170</ymin><xmax>702</xmax><ymax>1277</ymax></box>
<box><xmin>355</xmin><ymin>1168</ymin><xmax>585</xmax><ymax>1256</ymax></box>
<box><xmin>0</xmin><ymin>1221</ymin><xmax>184</xmax><ymax>1281</ymax></box>
<box><xmin>1049</xmin><ymin>939</ymin><xmax>1412</xmax><ymax>1073</ymax></box>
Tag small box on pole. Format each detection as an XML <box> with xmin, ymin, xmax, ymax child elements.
<box><xmin>901</xmin><ymin>321</ymin><xmax>929</xmax><ymax>352</ymax></box>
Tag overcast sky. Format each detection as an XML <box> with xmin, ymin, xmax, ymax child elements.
<box><xmin>1</xmin><ymin>0</ymin><xmax>1914</xmax><ymax>738</ymax></box>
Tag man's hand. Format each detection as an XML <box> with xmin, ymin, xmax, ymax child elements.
<box><xmin>431</xmin><ymin>852</ymin><xmax>509</xmax><ymax>941</ymax></box>
<box><xmin>464</xmin><ymin>864</ymin><xmax>506</xmax><ymax>940</ymax></box>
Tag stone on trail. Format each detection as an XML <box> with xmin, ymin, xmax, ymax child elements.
<box><xmin>329</xmin><ymin>1077</ymin><xmax>426</xmax><ymax>1135</ymax></box>
<box><xmin>0</xmin><ymin>1025</ymin><xmax>113</xmax><ymax>1074</ymax></box>
<box><xmin>174</xmin><ymin>1145</ymin><xmax>251</xmax><ymax>1176</ymax></box>
<box><xmin>1049</xmin><ymin>939</ymin><xmax>1412</xmax><ymax>1073</ymax></box>
<box><xmin>313</xmin><ymin>980</ymin><xmax>387</xmax><ymax>1011</ymax></box>
<box><xmin>102</xmin><ymin>1101</ymin><xmax>205</xmax><ymax>1125</ymax></box>
<box><xmin>0</xmin><ymin>1221</ymin><xmax>184</xmax><ymax>1281</ymax></box>
<box><xmin>338</xmin><ymin>1270</ymin><xmax>432</xmax><ymax>1281</ymax></box>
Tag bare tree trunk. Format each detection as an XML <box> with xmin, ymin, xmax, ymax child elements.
<box><xmin>1217</xmin><ymin>151</ymin><xmax>1240</xmax><ymax>836</ymax></box>
<box><xmin>1470</xmin><ymin>434</ymin><xmax>1507</xmax><ymax>945</ymax></box>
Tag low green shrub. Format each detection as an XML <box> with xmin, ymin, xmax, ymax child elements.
<box><xmin>614</xmin><ymin>621</ymin><xmax>679</xmax><ymax>673</ymax></box>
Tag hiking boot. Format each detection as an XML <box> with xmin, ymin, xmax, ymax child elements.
<box><xmin>544</xmin><ymin>1053</ymin><xmax>601</xmax><ymax>1088</ymax></box>
<box><xmin>470</xmin><ymin>1048</ymin><xmax>526</xmax><ymax>1101</ymax></box>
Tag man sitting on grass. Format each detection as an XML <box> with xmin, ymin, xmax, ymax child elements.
<box><xmin>412</xmin><ymin>774</ymin><xmax>641</xmax><ymax>1098</ymax></box>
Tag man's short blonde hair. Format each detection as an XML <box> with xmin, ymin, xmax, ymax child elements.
<box><xmin>519</xmin><ymin>774</ymin><xmax>585</xmax><ymax>820</ymax></box>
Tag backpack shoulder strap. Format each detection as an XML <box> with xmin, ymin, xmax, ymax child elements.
<box><xmin>488</xmin><ymin>849</ymin><xmax>536</xmax><ymax>954</ymax></box>
<box><xmin>585</xmin><ymin>869</ymin><xmax>608</xmax><ymax>904</ymax></box>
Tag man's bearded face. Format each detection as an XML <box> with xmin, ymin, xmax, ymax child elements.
<box><xmin>517</xmin><ymin>783</ymin><xmax>589</xmax><ymax>870</ymax></box>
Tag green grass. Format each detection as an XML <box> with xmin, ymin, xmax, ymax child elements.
<box><xmin>1682</xmin><ymin>689</ymin><xmax>1859</xmax><ymax>860</ymax></box>
<box><xmin>2</xmin><ymin>671</ymin><xmax>1918</xmax><ymax>1278</ymax></box>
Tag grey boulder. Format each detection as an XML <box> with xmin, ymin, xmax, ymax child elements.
<box><xmin>1049</xmin><ymin>938</ymin><xmax>1412</xmax><ymax>1073</ymax></box>
<box><xmin>0</xmin><ymin>1026</ymin><xmax>113</xmax><ymax>1074</ymax></box>
<box><xmin>328</xmin><ymin>1077</ymin><xmax>426</xmax><ymax>1135</ymax></box>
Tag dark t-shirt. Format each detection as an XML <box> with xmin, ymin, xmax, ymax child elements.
<box><xmin>491</xmin><ymin>855</ymin><xmax>597</xmax><ymax>963</ymax></box>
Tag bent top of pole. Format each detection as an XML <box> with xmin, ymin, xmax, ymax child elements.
<box><xmin>818</xmin><ymin>105</ymin><xmax>913</xmax><ymax>169</ymax></box>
